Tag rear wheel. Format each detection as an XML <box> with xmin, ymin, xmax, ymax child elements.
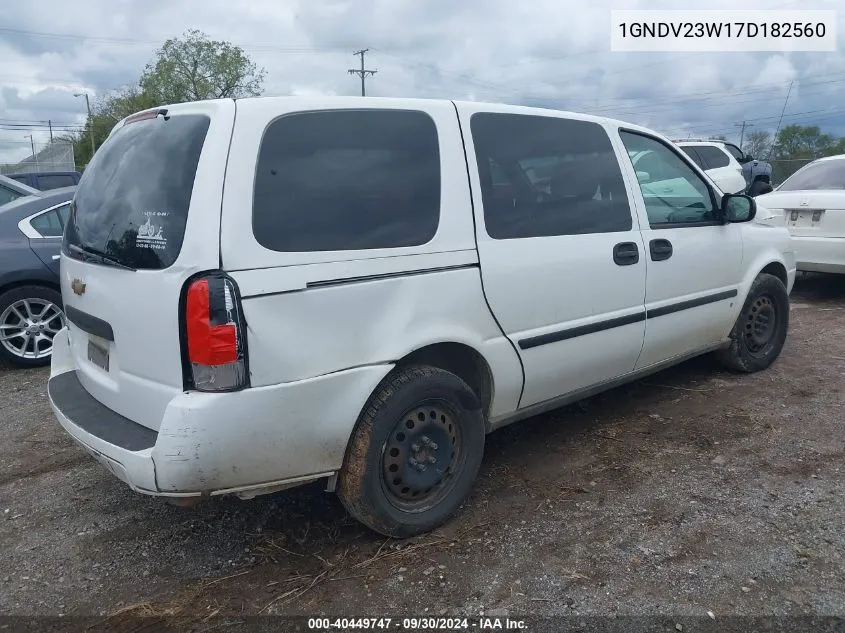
<box><xmin>338</xmin><ymin>365</ymin><xmax>486</xmax><ymax>537</ymax></box>
<box><xmin>716</xmin><ymin>273</ymin><xmax>788</xmax><ymax>373</ymax></box>
<box><xmin>0</xmin><ymin>286</ymin><xmax>65</xmax><ymax>368</ymax></box>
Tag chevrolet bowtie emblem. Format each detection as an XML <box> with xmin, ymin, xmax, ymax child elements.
<box><xmin>71</xmin><ymin>279</ymin><xmax>86</xmax><ymax>296</ymax></box>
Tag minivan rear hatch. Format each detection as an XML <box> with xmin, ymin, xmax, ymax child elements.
<box><xmin>60</xmin><ymin>99</ymin><xmax>235</xmax><ymax>431</ymax></box>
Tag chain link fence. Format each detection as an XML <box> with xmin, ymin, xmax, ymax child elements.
<box><xmin>770</xmin><ymin>158</ymin><xmax>815</xmax><ymax>186</ymax></box>
<box><xmin>0</xmin><ymin>140</ymin><xmax>76</xmax><ymax>175</ymax></box>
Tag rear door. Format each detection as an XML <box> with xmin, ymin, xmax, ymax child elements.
<box><xmin>26</xmin><ymin>201</ymin><xmax>71</xmax><ymax>276</ymax></box>
<box><xmin>456</xmin><ymin>104</ymin><xmax>647</xmax><ymax>409</ymax></box>
<box><xmin>60</xmin><ymin>100</ymin><xmax>235</xmax><ymax>431</ymax></box>
<box><xmin>696</xmin><ymin>145</ymin><xmax>745</xmax><ymax>194</ymax></box>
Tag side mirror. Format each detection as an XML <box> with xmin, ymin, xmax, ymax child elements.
<box><xmin>722</xmin><ymin>193</ymin><xmax>757</xmax><ymax>223</ymax></box>
<box><xmin>636</xmin><ymin>170</ymin><xmax>650</xmax><ymax>183</ymax></box>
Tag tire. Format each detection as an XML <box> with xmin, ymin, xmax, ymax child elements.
<box><xmin>0</xmin><ymin>285</ymin><xmax>65</xmax><ymax>368</ymax></box>
<box><xmin>748</xmin><ymin>179</ymin><xmax>773</xmax><ymax>197</ymax></box>
<box><xmin>716</xmin><ymin>273</ymin><xmax>789</xmax><ymax>373</ymax></box>
<box><xmin>337</xmin><ymin>365</ymin><xmax>486</xmax><ymax>537</ymax></box>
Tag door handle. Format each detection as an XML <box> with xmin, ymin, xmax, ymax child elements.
<box><xmin>613</xmin><ymin>241</ymin><xmax>639</xmax><ymax>266</ymax></box>
<box><xmin>649</xmin><ymin>238</ymin><xmax>673</xmax><ymax>261</ymax></box>
<box><xmin>52</xmin><ymin>255</ymin><xmax>60</xmax><ymax>261</ymax></box>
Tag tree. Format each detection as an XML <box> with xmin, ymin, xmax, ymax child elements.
<box><xmin>773</xmin><ymin>125</ymin><xmax>834</xmax><ymax>160</ymax></box>
<box><xmin>66</xmin><ymin>31</ymin><xmax>266</xmax><ymax>169</ymax></box>
<box><xmin>139</xmin><ymin>29</ymin><xmax>266</xmax><ymax>104</ymax></box>
<box><xmin>744</xmin><ymin>130</ymin><xmax>772</xmax><ymax>160</ymax></box>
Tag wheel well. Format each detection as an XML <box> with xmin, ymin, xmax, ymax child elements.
<box><xmin>760</xmin><ymin>262</ymin><xmax>788</xmax><ymax>287</ymax></box>
<box><xmin>753</xmin><ymin>174</ymin><xmax>771</xmax><ymax>183</ymax></box>
<box><xmin>396</xmin><ymin>343</ymin><xmax>494</xmax><ymax>418</ymax></box>
<box><xmin>0</xmin><ymin>279</ymin><xmax>61</xmax><ymax>298</ymax></box>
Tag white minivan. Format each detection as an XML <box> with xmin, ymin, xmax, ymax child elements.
<box><xmin>48</xmin><ymin>97</ymin><xmax>796</xmax><ymax>537</ymax></box>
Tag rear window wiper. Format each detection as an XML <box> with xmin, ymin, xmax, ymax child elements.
<box><xmin>67</xmin><ymin>243</ymin><xmax>136</xmax><ymax>271</ymax></box>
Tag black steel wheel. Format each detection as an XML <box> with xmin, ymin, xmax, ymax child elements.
<box><xmin>717</xmin><ymin>273</ymin><xmax>789</xmax><ymax>373</ymax></box>
<box><xmin>338</xmin><ymin>365</ymin><xmax>486</xmax><ymax>537</ymax></box>
<box><xmin>381</xmin><ymin>401</ymin><xmax>462</xmax><ymax>512</ymax></box>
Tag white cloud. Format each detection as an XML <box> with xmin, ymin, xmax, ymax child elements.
<box><xmin>1</xmin><ymin>0</ymin><xmax>844</xmax><ymax>164</ymax></box>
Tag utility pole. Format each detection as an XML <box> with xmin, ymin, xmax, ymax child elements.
<box><xmin>74</xmin><ymin>91</ymin><xmax>96</xmax><ymax>159</ymax></box>
<box><xmin>48</xmin><ymin>119</ymin><xmax>53</xmax><ymax>142</ymax></box>
<box><xmin>24</xmin><ymin>134</ymin><xmax>35</xmax><ymax>158</ymax></box>
<box><xmin>768</xmin><ymin>80</ymin><xmax>794</xmax><ymax>160</ymax></box>
<box><xmin>734</xmin><ymin>120</ymin><xmax>754</xmax><ymax>149</ymax></box>
<box><xmin>348</xmin><ymin>49</ymin><xmax>377</xmax><ymax>96</ymax></box>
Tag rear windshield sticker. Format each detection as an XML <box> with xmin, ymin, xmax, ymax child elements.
<box><xmin>136</xmin><ymin>211</ymin><xmax>168</xmax><ymax>250</ymax></box>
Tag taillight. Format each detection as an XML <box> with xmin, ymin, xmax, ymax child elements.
<box><xmin>183</xmin><ymin>273</ymin><xmax>248</xmax><ymax>392</ymax></box>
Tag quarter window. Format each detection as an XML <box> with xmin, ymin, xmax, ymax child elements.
<box><xmin>470</xmin><ymin>113</ymin><xmax>632</xmax><ymax>239</ymax></box>
<box><xmin>30</xmin><ymin>206</ymin><xmax>68</xmax><ymax>237</ymax></box>
<box><xmin>621</xmin><ymin>132</ymin><xmax>717</xmax><ymax>226</ymax></box>
<box><xmin>253</xmin><ymin>110</ymin><xmax>441</xmax><ymax>252</ymax></box>
<box><xmin>695</xmin><ymin>146</ymin><xmax>731</xmax><ymax>169</ymax></box>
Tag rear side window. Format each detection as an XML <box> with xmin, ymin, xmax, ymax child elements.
<box><xmin>30</xmin><ymin>204</ymin><xmax>70</xmax><ymax>237</ymax></box>
<box><xmin>470</xmin><ymin>113</ymin><xmax>632</xmax><ymax>239</ymax></box>
<box><xmin>64</xmin><ymin>114</ymin><xmax>210</xmax><ymax>270</ymax></box>
<box><xmin>253</xmin><ymin>109</ymin><xmax>440</xmax><ymax>252</ymax></box>
<box><xmin>695</xmin><ymin>146</ymin><xmax>730</xmax><ymax>169</ymax></box>
<box><xmin>37</xmin><ymin>174</ymin><xmax>76</xmax><ymax>190</ymax></box>
<box><xmin>679</xmin><ymin>147</ymin><xmax>705</xmax><ymax>168</ymax></box>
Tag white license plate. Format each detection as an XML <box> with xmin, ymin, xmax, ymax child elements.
<box><xmin>87</xmin><ymin>340</ymin><xmax>109</xmax><ymax>372</ymax></box>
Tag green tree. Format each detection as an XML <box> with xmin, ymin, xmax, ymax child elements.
<box><xmin>744</xmin><ymin>129</ymin><xmax>772</xmax><ymax>160</ymax></box>
<box><xmin>139</xmin><ymin>29</ymin><xmax>266</xmax><ymax>103</ymax></box>
<box><xmin>773</xmin><ymin>124</ymin><xmax>834</xmax><ymax>160</ymax></box>
<box><xmin>66</xmin><ymin>32</ymin><xmax>266</xmax><ymax>169</ymax></box>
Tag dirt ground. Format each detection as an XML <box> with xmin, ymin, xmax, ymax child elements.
<box><xmin>2</xmin><ymin>273</ymin><xmax>844</xmax><ymax>628</ymax></box>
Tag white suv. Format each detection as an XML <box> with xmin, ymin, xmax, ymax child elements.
<box><xmin>48</xmin><ymin>98</ymin><xmax>796</xmax><ymax>537</ymax></box>
<box><xmin>675</xmin><ymin>140</ymin><xmax>748</xmax><ymax>194</ymax></box>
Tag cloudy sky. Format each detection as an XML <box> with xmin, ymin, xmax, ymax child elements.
<box><xmin>1</xmin><ymin>0</ymin><xmax>844</xmax><ymax>165</ymax></box>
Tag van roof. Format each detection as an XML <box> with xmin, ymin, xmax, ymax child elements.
<box><xmin>130</xmin><ymin>96</ymin><xmax>660</xmax><ymax>138</ymax></box>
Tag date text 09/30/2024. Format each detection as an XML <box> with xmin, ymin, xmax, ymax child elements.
<box><xmin>307</xmin><ymin>618</ymin><xmax>528</xmax><ymax>631</ymax></box>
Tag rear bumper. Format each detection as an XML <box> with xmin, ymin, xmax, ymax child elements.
<box><xmin>792</xmin><ymin>236</ymin><xmax>845</xmax><ymax>274</ymax></box>
<box><xmin>48</xmin><ymin>328</ymin><xmax>391</xmax><ymax>498</ymax></box>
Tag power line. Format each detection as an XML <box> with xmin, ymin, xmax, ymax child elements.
<box><xmin>348</xmin><ymin>49</ymin><xmax>376</xmax><ymax>97</ymax></box>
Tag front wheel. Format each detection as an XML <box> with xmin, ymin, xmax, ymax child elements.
<box><xmin>338</xmin><ymin>365</ymin><xmax>486</xmax><ymax>537</ymax></box>
<box><xmin>716</xmin><ymin>273</ymin><xmax>789</xmax><ymax>373</ymax></box>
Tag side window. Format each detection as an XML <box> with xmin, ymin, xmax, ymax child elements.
<box><xmin>679</xmin><ymin>147</ymin><xmax>705</xmax><ymax>169</ymax></box>
<box><xmin>620</xmin><ymin>132</ymin><xmax>716</xmax><ymax>226</ymax></box>
<box><xmin>37</xmin><ymin>175</ymin><xmax>76</xmax><ymax>190</ymax></box>
<box><xmin>470</xmin><ymin>113</ymin><xmax>632</xmax><ymax>239</ymax></box>
<box><xmin>724</xmin><ymin>144</ymin><xmax>745</xmax><ymax>162</ymax></box>
<box><xmin>696</xmin><ymin>146</ymin><xmax>731</xmax><ymax>169</ymax></box>
<box><xmin>253</xmin><ymin>109</ymin><xmax>440</xmax><ymax>252</ymax></box>
<box><xmin>29</xmin><ymin>210</ymin><xmax>64</xmax><ymax>237</ymax></box>
<box><xmin>0</xmin><ymin>186</ymin><xmax>20</xmax><ymax>206</ymax></box>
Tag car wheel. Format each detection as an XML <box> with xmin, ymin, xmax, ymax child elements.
<box><xmin>0</xmin><ymin>286</ymin><xmax>65</xmax><ymax>368</ymax></box>
<box><xmin>716</xmin><ymin>273</ymin><xmax>789</xmax><ymax>373</ymax></box>
<box><xmin>338</xmin><ymin>365</ymin><xmax>486</xmax><ymax>537</ymax></box>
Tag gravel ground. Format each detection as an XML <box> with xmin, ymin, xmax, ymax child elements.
<box><xmin>2</xmin><ymin>273</ymin><xmax>844</xmax><ymax>628</ymax></box>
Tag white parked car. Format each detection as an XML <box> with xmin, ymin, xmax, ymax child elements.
<box><xmin>756</xmin><ymin>154</ymin><xmax>845</xmax><ymax>274</ymax></box>
<box><xmin>675</xmin><ymin>140</ymin><xmax>748</xmax><ymax>195</ymax></box>
<box><xmin>48</xmin><ymin>98</ymin><xmax>796</xmax><ymax>536</ymax></box>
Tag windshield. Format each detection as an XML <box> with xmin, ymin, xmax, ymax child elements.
<box><xmin>64</xmin><ymin>113</ymin><xmax>210</xmax><ymax>270</ymax></box>
<box><xmin>779</xmin><ymin>160</ymin><xmax>845</xmax><ymax>191</ymax></box>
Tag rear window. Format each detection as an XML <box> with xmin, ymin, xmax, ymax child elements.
<box><xmin>64</xmin><ymin>113</ymin><xmax>210</xmax><ymax>269</ymax></box>
<box><xmin>779</xmin><ymin>160</ymin><xmax>845</xmax><ymax>191</ymax></box>
<box><xmin>252</xmin><ymin>109</ymin><xmax>441</xmax><ymax>252</ymax></box>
